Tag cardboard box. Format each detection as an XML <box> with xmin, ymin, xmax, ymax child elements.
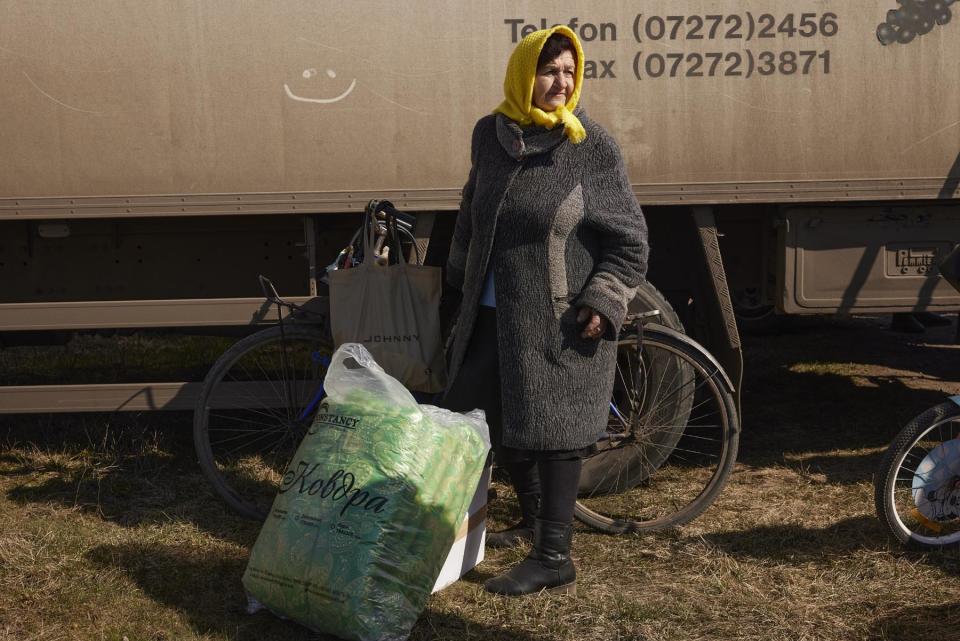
<box><xmin>432</xmin><ymin>465</ymin><xmax>490</xmax><ymax>593</ymax></box>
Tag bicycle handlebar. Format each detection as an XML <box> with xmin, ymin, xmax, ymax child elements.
<box><xmin>366</xmin><ymin>199</ymin><xmax>416</xmax><ymax>232</ymax></box>
<box><xmin>624</xmin><ymin>310</ymin><xmax>662</xmax><ymax>325</ymax></box>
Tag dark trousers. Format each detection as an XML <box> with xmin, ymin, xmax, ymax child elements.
<box><xmin>442</xmin><ymin>306</ymin><xmax>583</xmax><ymax>524</ymax></box>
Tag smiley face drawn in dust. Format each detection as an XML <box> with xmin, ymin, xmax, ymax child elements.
<box><xmin>284</xmin><ymin>67</ymin><xmax>357</xmax><ymax>104</ymax></box>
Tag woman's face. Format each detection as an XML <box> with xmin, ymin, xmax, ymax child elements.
<box><xmin>532</xmin><ymin>49</ymin><xmax>576</xmax><ymax>112</ymax></box>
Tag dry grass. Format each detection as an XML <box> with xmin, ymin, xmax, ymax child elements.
<box><xmin>2</xmin><ymin>315</ymin><xmax>960</xmax><ymax>640</ymax></box>
<box><xmin>0</xmin><ymin>332</ymin><xmax>232</xmax><ymax>385</ymax></box>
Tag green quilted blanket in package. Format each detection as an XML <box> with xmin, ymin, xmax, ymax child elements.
<box><xmin>242</xmin><ymin>343</ymin><xmax>489</xmax><ymax>641</ymax></box>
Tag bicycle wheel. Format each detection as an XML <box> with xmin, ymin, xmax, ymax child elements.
<box><xmin>574</xmin><ymin>326</ymin><xmax>740</xmax><ymax>533</ymax></box>
<box><xmin>874</xmin><ymin>400</ymin><xmax>960</xmax><ymax>548</ymax></box>
<box><xmin>579</xmin><ymin>284</ymin><xmax>684</xmax><ymax>495</ymax></box>
<box><xmin>194</xmin><ymin>323</ymin><xmax>333</xmax><ymax>520</ymax></box>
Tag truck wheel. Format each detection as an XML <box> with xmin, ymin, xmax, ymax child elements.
<box><xmin>579</xmin><ymin>281</ymin><xmax>687</xmax><ymax>496</ymax></box>
<box><xmin>733</xmin><ymin>287</ymin><xmax>780</xmax><ymax>333</ymax></box>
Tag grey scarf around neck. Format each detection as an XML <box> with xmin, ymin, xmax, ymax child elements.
<box><xmin>495</xmin><ymin>114</ymin><xmax>567</xmax><ymax>161</ymax></box>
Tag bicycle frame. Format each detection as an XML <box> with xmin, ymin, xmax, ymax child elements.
<box><xmin>254</xmin><ymin>200</ymin><xmax>421</xmax><ymax>428</ymax></box>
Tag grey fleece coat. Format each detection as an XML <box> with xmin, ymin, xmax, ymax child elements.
<box><xmin>446</xmin><ymin>110</ymin><xmax>649</xmax><ymax>450</ymax></box>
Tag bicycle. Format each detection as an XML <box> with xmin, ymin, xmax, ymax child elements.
<box><xmin>192</xmin><ymin>201</ymin><xmax>416</xmax><ymax>520</ymax></box>
<box><xmin>873</xmin><ymin>245</ymin><xmax>960</xmax><ymax>549</ymax></box>
<box><xmin>574</xmin><ymin>310</ymin><xmax>740</xmax><ymax>533</ymax></box>
<box><xmin>874</xmin><ymin>397</ymin><xmax>960</xmax><ymax>548</ymax></box>
<box><xmin>193</xmin><ymin>202</ymin><xmax>741</xmax><ymax>531</ymax></box>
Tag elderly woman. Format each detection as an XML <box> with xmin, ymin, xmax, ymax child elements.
<box><xmin>442</xmin><ymin>26</ymin><xmax>649</xmax><ymax>597</ymax></box>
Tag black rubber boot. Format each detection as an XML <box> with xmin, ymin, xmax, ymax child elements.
<box><xmin>486</xmin><ymin>492</ymin><xmax>539</xmax><ymax>549</ymax></box>
<box><xmin>483</xmin><ymin>518</ymin><xmax>576</xmax><ymax>596</ymax></box>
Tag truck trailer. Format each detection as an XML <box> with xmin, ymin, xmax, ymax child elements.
<box><xmin>1</xmin><ymin>0</ymin><xmax>958</xmax><ymax>412</ymax></box>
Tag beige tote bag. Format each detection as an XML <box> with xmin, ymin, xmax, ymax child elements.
<box><xmin>328</xmin><ymin>207</ymin><xmax>447</xmax><ymax>394</ymax></box>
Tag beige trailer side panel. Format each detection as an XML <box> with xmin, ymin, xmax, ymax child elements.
<box><xmin>778</xmin><ymin>205</ymin><xmax>960</xmax><ymax>313</ymax></box>
<box><xmin>1</xmin><ymin>0</ymin><xmax>958</xmax><ymax>212</ymax></box>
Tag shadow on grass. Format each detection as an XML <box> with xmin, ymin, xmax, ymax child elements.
<box><xmin>85</xmin><ymin>542</ymin><xmax>550</xmax><ymax>641</ymax></box>
<box><xmin>737</xmin><ymin>319</ymin><xmax>955</xmax><ymax>485</ymax></box>
<box><xmin>85</xmin><ymin>542</ymin><xmax>318</xmax><ymax>641</ymax></box>
<box><xmin>4</xmin><ymin>456</ymin><xmax>264</xmax><ymax>545</ymax></box>
<box><xmin>738</xmin><ymin>368</ymin><xmax>947</xmax><ymax>484</ymax></box>
<box><xmin>1</xmin><ymin>413</ymin><xmax>265</xmax><ymax>546</ymax></box>
<box><xmin>697</xmin><ymin>516</ymin><xmax>887</xmax><ymax>562</ymax></box>
<box><xmin>459</xmin><ymin>567</ymin><xmax>498</xmax><ymax>585</ymax></box>
<box><xmin>410</xmin><ymin>610</ymin><xmax>553</xmax><ymax>641</ymax></box>
<box><xmin>740</xmin><ymin>314</ymin><xmax>957</xmax><ymax>377</ymax></box>
<box><xmin>698</xmin><ymin>515</ymin><xmax>960</xmax><ymax>575</ymax></box>
<box><xmin>871</xmin><ymin>602</ymin><xmax>960</xmax><ymax>640</ymax></box>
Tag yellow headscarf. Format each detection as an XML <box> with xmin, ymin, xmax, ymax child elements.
<box><xmin>494</xmin><ymin>26</ymin><xmax>587</xmax><ymax>144</ymax></box>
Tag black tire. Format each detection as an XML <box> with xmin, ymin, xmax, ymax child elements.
<box><xmin>874</xmin><ymin>401</ymin><xmax>960</xmax><ymax>548</ymax></box>
<box><xmin>193</xmin><ymin>323</ymin><xmax>333</xmax><ymax>520</ymax></box>
<box><xmin>579</xmin><ymin>282</ymin><xmax>684</xmax><ymax>495</ymax></box>
<box><xmin>629</xmin><ymin>280</ymin><xmax>683</xmax><ymax>333</ymax></box>
<box><xmin>574</xmin><ymin>326</ymin><xmax>740</xmax><ymax>533</ymax></box>
<box><xmin>733</xmin><ymin>301</ymin><xmax>780</xmax><ymax>334</ymax></box>
<box><xmin>579</xmin><ymin>329</ymin><xmax>695</xmax><ymax>496</ymax></box>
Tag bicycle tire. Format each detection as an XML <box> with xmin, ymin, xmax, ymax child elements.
<box><xmin>579</xmin><ymin>282</ymin><xmax>684</xmax><ymax>495</ymax></box>
<box><xmin>874</xmin><ymin>400</ymin><xmax>960</xmax><ymax>549</ymax></box>
<box><xmin>574</xmin><ymin>326</ymin><xmax>740</xmax><ymax>533</ymax></box>
<box><xmin>194</xmin><ymin>323</ymin><xmax>333</xmax><ymax>520</ymax></box>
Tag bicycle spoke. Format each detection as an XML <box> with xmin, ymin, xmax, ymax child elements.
<box><xmin>207</xmin><ymin>397</ymin><xmax>284</xmax><ymax>425</ymax></box>
<box><xmin>231</xmin><ymin>351</ymin><xmax>291</xmax><ymax>411</ymax></box>
<box><xmin>217</xmin><ymin>423</ymin><xmax>294</xmax><ymax>460</ymax></box>
<box><xmin>207</xmin><ymin>413</ymin><xmax>287</xmax><ymax>430</ymax></box>
<box><xmin>642</xmin><ymin>375</ymin><xmax>714</xmax><ymax>425</ymax></box>
<box><xmin>196</xmin><ymin>325</ymin><xmax>331</xmax><ymax>519</ymax></box>
<box><xmin>577</xmin><ymin>329</ymin><xmax>737</xmax><ymax>533</ymax></box>
<box><xmin>219</xmin><ymin>373</ymin><xmax>289</xmax><ymax>422</ymax></box>
<box><xmin>877</xmin><ymin>406</ymin><xmax>960</xmax><ymax>548</ymax></box>
<box><xmin>208</xmin><ymin>417</ymin><xmax>291</xmax><ymax>444</ymax></box>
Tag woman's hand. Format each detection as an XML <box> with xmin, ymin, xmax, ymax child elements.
<box><xmin>576</xmin><ymin>306</ymin><xmax>608</xmax><ymax>340</ymax></box>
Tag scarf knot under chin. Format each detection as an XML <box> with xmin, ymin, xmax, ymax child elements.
<box><xmin>494</xmin><ymin>25</ymin><xmax>587</xmax><ymax>145</ymax></box>
<box><xmin>528</xmin><ymin>104</ymin><xmax>585</xmax><ymax>144</ymax></box>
